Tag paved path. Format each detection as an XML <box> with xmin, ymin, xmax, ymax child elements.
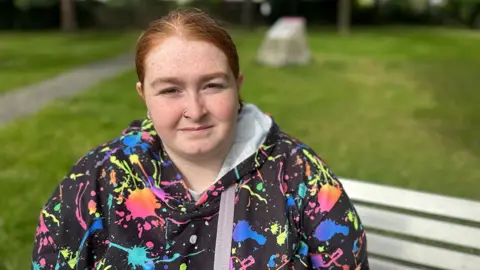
<box><xmin>0</xmin><ymin>53</ymin><xmax>134</xmax><ymax>126</ymax></box>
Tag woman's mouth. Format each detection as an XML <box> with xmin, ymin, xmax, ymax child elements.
<box><xmin>179</xmin><ymin>125</ymin><xmax>213</xmax><ymax>132</ymax></box>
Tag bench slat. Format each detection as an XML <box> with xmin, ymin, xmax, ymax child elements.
<box><xmin>367</xmin><ymin>232</ymin><xmax>480</xmax><ymax>270</ymax></box>
<box><xmin>340</xmin><ymin>178</ymin><xmax>480</xmax><ymax>223</ymax></box>
<box><xmin>368</xmin><ymin>257</ymin><xmax>421</xmax><ymax>270</ymax></box>
<box><xmin>355</xmin><ymin>205</ymin><xmax>480</xmax><ymax>250</ymax></box>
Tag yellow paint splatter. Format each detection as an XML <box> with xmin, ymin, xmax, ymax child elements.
<box><xmin>180</xmin><ymin>263</ymin><xmax>187</xmax><ymax>270</ymax></box>
<box><xmin>129</xmin><ymin>154</ymin><xmax>139</xmax><ymax>164</ymax></box>
<box><xmin>69</xmin><ymin>173</ymin><xmax>84</xmax><ymax>180</ymax></box>
<box><xmin>318</xmin><ymin>246</ymin><xmax>325</xmax><ymax>252</ymax></box>
<box><xmin>241</xmin><ymin>185</ymin><xmax>267</xmax><ymax>204</ymax></box>
<box><xmin>60</xmin><ymin>248</ymin><xmax>79</xmax><ymax>269</ymax></box>
<box><xmin>42</xmin><ymin>210</ymin><xmax>60</xmax><ymax>226</ymax></box>
<box><xmin>270</xmin><ymin>223</ymin><xmax>288</xmax><ymax>246</ymax></box>
<box><xmin>270</xmin><ymin>223</ymin><xmax>279</xmax><ymax>234</ymax></box>
<box><xmin>232</xmin><ymin>248</ymin><xmax>236</xmax><ymax>254</ymax></box>
<box><xmin>277</xmin><ymin>231</ymin><xmax>287</xmax><ymax>245</ymax></box>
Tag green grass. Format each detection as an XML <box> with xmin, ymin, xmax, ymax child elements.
<box><xmin>0</xmin><ymin>31</ymin><xmax>140</xmax><ymax>94</ymax></box>
<box><xmin>1</xmin><ymin>27</ymin><xmax>479</xmax><ymax>269</ymax></box>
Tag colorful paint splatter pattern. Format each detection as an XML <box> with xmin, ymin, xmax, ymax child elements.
<box><xmin>32</xmin><ymin>118</ymin><xmax>369</xmax><ymax>269</ymax></box>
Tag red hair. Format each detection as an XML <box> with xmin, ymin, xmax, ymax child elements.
<box><xmin>135</xmin><ymin>8</ymin><xmax>240</xmax><ymax>83</ymax></box>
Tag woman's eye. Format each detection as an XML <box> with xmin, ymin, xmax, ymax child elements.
<box><xmin>159</xmin><ymin>88</ymin><xmax>180</xmax><ymax>95</ymax></box>
<box><xmin>205</xmin><ymin>83</ymin><xmax>223</xmax><ymax>89</ymax></box>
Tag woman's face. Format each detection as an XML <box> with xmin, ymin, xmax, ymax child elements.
<box><xmin>137</xmin><ymin>36</ymin><xmax>242</xmax><ymax>160</ymax></box>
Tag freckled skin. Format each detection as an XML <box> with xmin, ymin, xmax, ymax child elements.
<box><xmin>138</xmin><ymin>36</ymin><xmax>242</xmax><ymax>161</ymax></box>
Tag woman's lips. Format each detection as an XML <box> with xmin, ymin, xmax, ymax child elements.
<box><xmin>179</xmin><ymin>125</ymin><xmax>213</xmax><ymax>132</ymax></box>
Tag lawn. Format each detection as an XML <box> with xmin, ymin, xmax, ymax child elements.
<box><xmin>0</xmin><ymin>30</ymin><xmax>140</xmax><ymax>94</ymax></box>
<box><xmin>0</xmin><ymin>27</ymin><xmax>479</xmax><ymax>269</ymax></box>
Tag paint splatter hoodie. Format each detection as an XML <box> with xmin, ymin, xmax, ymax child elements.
<box><xmin>32</xmin><ymin>104</ymin><xmax>369</xmax><ymax>269</ymax></box>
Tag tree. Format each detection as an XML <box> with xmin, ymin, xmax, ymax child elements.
<box><xmin>242</xmin><ymin>0</ymin><xmax>254</xmax><ymax>30</ymax></box>
<box><xmin>338</xmin><ymin>0</ymin><xmax>351</xmax><ymax>35</ymax></box>
<box><xmin>60</xmin><ymin>0</ymin><xmax>77</xmax><ymax>32</ymax></box>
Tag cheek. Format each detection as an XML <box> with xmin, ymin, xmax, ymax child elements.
<box><xmin>145</xmin><ymin>98</ymin><xmax>182</xmax><ymax>129</ymax></box>
<box><xmin>207</xmin><ymin>92</ymin><xmax>238</xmax><ymax>122</ymax></box>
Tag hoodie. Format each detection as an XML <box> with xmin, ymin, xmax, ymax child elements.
<box><xmin>32</xmin><ymin>104</ymin><xmax>369</xmax><ymax>270</ymax></box>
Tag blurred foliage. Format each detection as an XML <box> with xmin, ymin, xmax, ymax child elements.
<box><xmin>0</xmin><ymin>0</ymin><xmax>480</xmax><ymax>30</ymax></box>
<box><xmin>14</xmin><ymin>0</ymin><xmax>55</xmax><ymax>10</ymax></box>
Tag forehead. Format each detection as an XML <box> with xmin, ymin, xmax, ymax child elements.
<box><xmin>144</xmin><ymin>36</ymin><xmax>231</xmax><ymax>79</ymax></box>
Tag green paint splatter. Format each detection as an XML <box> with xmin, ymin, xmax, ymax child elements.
<box><xmin>298</xmin><ymin>183</ymin><xmax>307</xmax><ymax>199</ymax></box>
<box><xmin>180</xmin><ymin>263</ymin><xmax>187</xmax><ymax>270</ymax></box>
<box><xmin>256</xmin><ymin>182</ymin><xmax>264</xmax><ymax>191</ymax></box>
<box><xmin>54</xmin><ymin>203</ymin><xmax>61</xmax><ymax>212</ymax></box>
<box><xmin>347</xmin><ymin>209</ymin><xmax>359</xmax><ymax>230</ymax></box>
<box><xmin>107</xmin><ymin>194</ymin><xmax>113</xmax><ymax>209</ymax></box>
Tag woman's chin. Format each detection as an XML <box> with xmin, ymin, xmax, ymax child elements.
<box><xmin>180</xmin><ymin>145</ymin><xmax>215</xmax><ymax>158</ymax></box>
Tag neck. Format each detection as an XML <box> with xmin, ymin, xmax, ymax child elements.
<box><xmin>163</xmin><ymin>138</ymin><xmax>234</xmax><ymax>193</ymax></box>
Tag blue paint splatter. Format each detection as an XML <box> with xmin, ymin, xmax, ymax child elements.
<box><xmin>122</xmin><ymin>134</ymin><xmax>149</xmax><ymax>155</ymax></box>
<box><xmin>314</xmin><ymin>219</ymin><xmax>349</xmax><ymax>241</ymax></box>
<box><xmin>155</xmin><ymin>253</ymin><xmax>180</xmax><ymax>263</ymax></box>
<box><xmin>143</xmin><ymin>261</ymin><xmax>155</xmax><ymax>270</ymax></box>
<box><xmin>286</xmin><ymin>194</ymin><xmax>295</xmax><ymax>207</ymax></box>
<box><xmin>109</xmin><ymin>242</ymin><xmax>151</xmax><ymax>267</ymax></box>
<box><xmin>79</xmin><ymin>217</ymin><xmax>103</xmax><ymax>250</ymax></box>
<box><xmin>268</xmin><ymin>255</ymin><xmax>277</xmax><ymax>267</ymax></box>
<box><xmin>129</xmin><ymin>246</ymin><xmax>150</xmax><ymax>266</ymax></box>
<box><xmin>32</xmin><ymin>262</ymin><xmax>40</xmax><ymax>270</ymax></box>
<box><xmin>233</xmin><ymin>220</ymin><xmax>266</xmax><ymax>245</ymax></box>
<box><xmin>353</xmin><ymin>239</ymin><xmax>359</xmax><ymax>253</ymax></box>
<box><xmin>297</xmin><ymin>241</ymin><xmax>308</xmax><ymax>256</ymax></box>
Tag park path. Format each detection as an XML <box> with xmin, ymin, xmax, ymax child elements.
<box><xmin>0</xmin><ymin>53</ymin><xmax>134</xmax><ymax>126</ymax></box>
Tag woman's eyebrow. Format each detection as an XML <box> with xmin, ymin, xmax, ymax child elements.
<box><xmin>199</xmin><ymin>72</ymin><xmax>229</xmax><ymax>82</ymax></box>
<box><xmin>150</xmin><ymin>77</ymin><xmax>183</xmax><ymax>88</ymax></box>
<box><xmin>150</xmin><ymin>72</ymin><xmax>229</xmax><ymax>88</ymax></box>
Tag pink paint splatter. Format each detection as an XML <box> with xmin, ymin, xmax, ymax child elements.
<box><xmin>125</xmin><ymin>189</ymin><xmax>161</xmax><ymax>219</ymax></box>
<box><xmin>144</xmin><ymin>222</ymin><xmax>152</xmax><ymax>230</ymax></box>
<box><xmin>36</xmin><ymin>213</ymin><xmax>49</xmax><ymax>235</ymax></box>
<box><xmin>75</xmin><ymin>182</ymin><xmax>88</xmax><ymax>230</ymax></box>
<box><xmin>317</xmin><ymin>183</ymin><xmax>342</xmax><ymax>213</ymax></box>
<box><xmin>146</xmin><ymin>241</ymin><xmax>154</xmax><ymax>248</ymax></box>
<box><xmin>88</xmin><ymin>200</ymin><xmax>97</xmax><ymax>214</ymax></box>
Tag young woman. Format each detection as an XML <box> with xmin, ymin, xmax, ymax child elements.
<box><xmin>32</xmin><ymin>8</ymin><xmax>369</xmax><ymax>270</ymax></box>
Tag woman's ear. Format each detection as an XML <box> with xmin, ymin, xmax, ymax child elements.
<box><xmin>136</xmin><ymin>82</ymin><xmax>145</xmax><ymax>101</ymax></box>
<box><xmin>236</xmin><ymin>73</ymin><xmax>244</xmax><ymax>90</ymax></box>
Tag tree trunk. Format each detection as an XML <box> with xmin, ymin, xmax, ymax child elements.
<box><xmin>60</xmin><ymin>0</ymin><xmax>77</xmax><ymax>32</ymax></box>
<box><xmin>337</xmin><ymin>0</ymin><xmax>351</xmax><ymax>35</ymax></box>
<box><xmin>242</xmin><ymin>0</ymin><xmax>254</xmax><ymax>30</ymax></box>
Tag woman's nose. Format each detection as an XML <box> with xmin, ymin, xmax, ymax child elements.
<box><xmin>183</xmin><ymin>94</ymin><xmax>206</xmax><ymax>121</ymax></box>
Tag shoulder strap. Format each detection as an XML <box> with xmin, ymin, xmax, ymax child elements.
<box><xmin>213</xmin><ymin>184</ymin><xmax>236</xmax><ymax>270</ymax></box>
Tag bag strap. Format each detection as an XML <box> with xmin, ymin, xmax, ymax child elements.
<box><xmin>213</xmin><ymin>184</ymin><xmax>236</xmax><ymax>270</ymax></box>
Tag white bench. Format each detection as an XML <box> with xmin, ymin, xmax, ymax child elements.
<box><xmin>340</xmin><ymin>178</ymin><xmax>480</xmax><ymax>270</ymax></box>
